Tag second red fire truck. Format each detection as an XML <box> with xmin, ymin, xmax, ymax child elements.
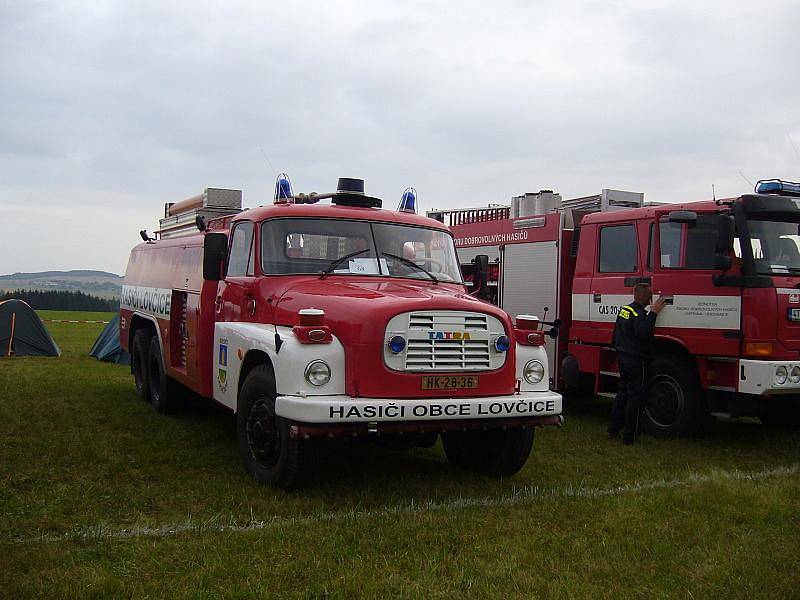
<box><xmin>432</xmin><ymin>180</ymin><xmax>800</xmax><ymax>436</ymax></box>
<box><xmin>120</xmin><ymin>178</ymin><xmax>562</xmax><ymax>489</ymax></box>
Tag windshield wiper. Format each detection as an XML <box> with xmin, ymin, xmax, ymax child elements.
<box><xmin>381</xmin><ymin>252</ymin><xmax>438</xmax><ymax>284</ymax></box>
<box><xmin>320</xmin><ymin>249</ymin><xmax>370</xmax><ymax>277</ymax></box>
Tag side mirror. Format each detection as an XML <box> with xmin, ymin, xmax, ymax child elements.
<box><xmin>668</xmin><ymin>210</ymin><xmax>697</xmax><ymax>225</ymax></box>
<box><xmin>472</xmin><ymin>254</ymin><xmax>491</xmax><ymax>300</ymax></box>
<box><xmin>203</xmin><ymin>232</ymin><xmax>228</xmax><ymax>281</ymax></box>
<box><xmin>716</xmin><ymin>214</ymin><xmax>735</xmax><ymax>252</ymax></box>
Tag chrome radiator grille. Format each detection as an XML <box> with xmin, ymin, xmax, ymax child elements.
<box><xmin>406</xmin><ymin>337</ymin><xmax>491</xmax><ymax>370</ymax></box>
<box><xmin>384</xmin><ymin>311</ymin><xmax>506</xmax><ymax>372</ymax></box>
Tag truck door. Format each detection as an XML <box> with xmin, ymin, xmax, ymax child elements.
<box><xmin>218</xmin><ymin>221</ymin><xmax>258</xmax><ymax>323</ymax></box>
<box><xmin>585</xmin><ymin>221</ymin><xmax>645</xmax><ymax>345</ymax></box>
<box><xmin>649</xmin><ymin>212</ymin><xmax>741</xmax><ymax>355</ymax></box>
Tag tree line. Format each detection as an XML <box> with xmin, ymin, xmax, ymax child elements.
<box><xmin>0</xmin><ymin>289</ymin><xmax>119</xmax><ymax>312</ymax></box>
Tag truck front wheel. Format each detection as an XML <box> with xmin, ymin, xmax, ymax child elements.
<box><xmin>759</xmin><ymin>399</ymin><xmax>800</xmax><ymax>428</ymax></box>
<box><xmin>642</xmin><ymin>355</ymin><xmax>704</xmax><ymax>437</ymax></box>
<box><xmin>237</xmin><ymin>365</ymin><xmax>317</xmax><ymax>490</ymax></box>
<box><xmin>441</xmin><ymin>427</ymin><xmax>534</xmax><ymax>476</ymax></box>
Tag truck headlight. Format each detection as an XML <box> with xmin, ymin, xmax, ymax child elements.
<box><xmin>775</xmin><ymin>365</ymin><xmax>788</xmax><ymax>385</ymax></box>
<box><xmin>790</xmin><ymin>366</ymin><xmax>800</xmax><ymax>384</ymax></box>
<box><xmin>305</xmin><ymin>360</ymin><xmax>331</xmax><ymax>386</ymax></box>
<box><xmin>523</xmin><ymin>360</ymin><xmax>545</xmax><ymax>384</ymax></box>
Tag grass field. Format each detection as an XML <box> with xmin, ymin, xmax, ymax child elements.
<box><xmin>1</xmin><ymin>311</ymin><xmax>798</xmax><ymax>597</ymax></box>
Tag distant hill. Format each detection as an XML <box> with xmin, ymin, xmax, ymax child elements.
<box><xmin>0</xmin><ymin>270</ymin><xmax>122</xmax><ymax>299</ymax></box>
<box><xmin>0</xmin><ymin>270</ymin><xmax>121</xmax><ymax>280</ymax></box>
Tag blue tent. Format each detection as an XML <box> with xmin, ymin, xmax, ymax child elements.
<box><xmin>89</xmin><ymin>313</ymin><xmax>130</xmax><ymax>365</ymax></box>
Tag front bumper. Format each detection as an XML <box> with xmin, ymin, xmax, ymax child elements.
<box><xmin>275</xmin><ymin>390</ymin><xmax>562</xmax><ymax>424</ymax></box>
<box><xmin>739</xmin><ymin>359</ymin><xmax>800</xmax><ymax>396</ymax></box>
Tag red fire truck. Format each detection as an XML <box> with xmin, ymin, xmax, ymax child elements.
<box><xmin>432</xmin><ymin>180</ymin><xmax>800</xmax><ymax>436</ymax></box>
<box><xmin>120</xmin><ymin>177</ymin><xmax>562</xmax><ymax>489</ymax></box>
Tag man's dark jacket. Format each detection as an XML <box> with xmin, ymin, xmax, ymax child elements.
<box><xmin>612</xmin><ymin>300</ymin><xmax>657</xmax><ymax>361</ymax></box>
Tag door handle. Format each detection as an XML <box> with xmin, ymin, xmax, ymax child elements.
<box><xmin>624</xmin><ymin>276</ymin><xmax>651</xmax><ymax>287</ymax></box>
<box><xmin>215</xmin><ymin>296</ymin><xmax>223</xmax><ymax>314</ymax></box>
<box><xmin>246</xmin><ymin>297</ymin><xmax>257</xmax><ymax>316</ymax></box>
<box><xmin>593</xmin><ymin>293</ymin><xmax>602</xmax><ymax>303</ymax></box>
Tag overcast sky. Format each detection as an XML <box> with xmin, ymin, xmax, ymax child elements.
<box><xmin>1</xmin><ymin>0</ymin><xmax>799</xmax><ymax>275</ymax></box>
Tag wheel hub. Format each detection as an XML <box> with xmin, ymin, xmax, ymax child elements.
<box><xmin>646</xmin><ymin>376</ymin><xmax>684</xmax><ymax>428</ymax></box>
<box><xmin>247</xmin><ymin>399</ymin><xmax>279</xmax><ymax>466</ymax></box>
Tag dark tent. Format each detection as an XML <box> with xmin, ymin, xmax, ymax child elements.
<box><xmin>0</xmin><ymin>299</ymin><xmax>61</xmax><ymax>357</ymax></box>
<box><xmin>89</xmin><ymin>313</ymin><xmax>130</xmax><ymax>365</ymax></box>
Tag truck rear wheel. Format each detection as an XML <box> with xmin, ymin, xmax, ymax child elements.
<box><xmin>132</xmin><ymin>328</ymin><xmax>153</xmax><ymax>401</ymax></box>
<box><xmin>642</xmin><ymin>354</ymin><xmax>704</xmax><ymax>437</ymax></box>
<box><xmin>147</xmin><ymin>336</ymin><xmax>178</xmax><ymax>414</ymax></box>
<box><xmin>237</xmin><ymin>365</ymin><xmax>317</xmax><ymax>490</ymax></box>
<box><xmin>441</xmin><ymin>427</ymin><xmax>534</xmax><ymax>476</ymax></box>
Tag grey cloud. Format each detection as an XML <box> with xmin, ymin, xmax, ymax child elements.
<box><xmin>0</xmin><ymin>0</ymin><xmax>798</xmax><ymax>273</ymax></box>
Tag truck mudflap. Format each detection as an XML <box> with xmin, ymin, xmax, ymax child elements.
<box><xmin>275</xmin><ymin>390</ymin><xmax>562</xmax><ymax>424</ymax></box>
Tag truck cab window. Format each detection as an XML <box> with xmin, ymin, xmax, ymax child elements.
<box><xmin>658</xmin><ymin>215</ymin><xmax>717</xmax><ymax>269</ymax></box>
<box><xmin>227</xmin><ymin>221</ymin><xmax>255</xmax><ymax>277</ymax></box>
<box><xmin>599</xmin><ymin>224</ymin><xmax>638</xmax><ymax>273</ymax></box>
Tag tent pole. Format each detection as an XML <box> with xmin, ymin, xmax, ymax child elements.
<box><xmin>7</xmin><ymin>312</ymin><xmax>15</xmax><ymax>357</ymax></box>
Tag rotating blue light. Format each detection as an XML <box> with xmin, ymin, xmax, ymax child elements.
<box><xmin>755</xmin><ymin>179</ymin><xmax>800</xmax><ymax>197</ymax></box>
<box><xmin>388</xmin><ymin>335</ymin><xmax>407</xmax><ymax>353</ymax></box>
<box><xmin>398</xmin><ymin>187</ymin><xmax>417</xmax><ymax>213</ymax></box>
<box><xmin>494</xmin><ymin>335</ymin><xmax>510</xmax><ymax>352</ymax></box>
<box><xmin>275</xmin><ymin>172</ymin><xmax>293</xmax><ymax>201</ymax></box>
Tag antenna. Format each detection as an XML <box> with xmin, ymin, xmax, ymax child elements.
<box><xmin>788</xmin><ymin>132</ymin><xmax>800</xmax><ymax>163</ymax></box>
<box><xmin>738</xmin><ymin>170</ymin><xmax>754</xmax><ymax>188</ymax></box>
<box><xmin>712</xmin><ymin>183</ymin><xmax>716</xmax><ymax>203</ymax></box>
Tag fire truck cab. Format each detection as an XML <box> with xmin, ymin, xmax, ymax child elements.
<box><xmin>120</xmin><ymin>178</ymin><xmax>562</xmax><ymax>489</ymax></box>
<box><xmin>437</xmin><ymin>180</ymin><xmax>800</xmax><ymax>437</ymax></box>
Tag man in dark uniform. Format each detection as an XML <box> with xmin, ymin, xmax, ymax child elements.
<box><xmin>608</xmin><ymin>283</ymin><xmax>666</xmax><ymax>445</ymax></box>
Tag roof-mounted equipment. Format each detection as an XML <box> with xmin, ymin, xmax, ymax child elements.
<box><xmin>755</xmin><ymin>179</ymin><xmax>800</xmax><ymax>197</ymax></box>
<box><xmin>331</xmin><ymin>177</ymin><xmax>382</xmax><ymax>208</ymax></box>
<box><xmin>159</xmin><ymin>188</ymin><xmax>243</xmax><ymax>239</ymax></box>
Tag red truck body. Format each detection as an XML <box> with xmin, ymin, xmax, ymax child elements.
<box><xmin>120</xmin><ymin>180</ymin><xmax>563</xmax><ymax>487</ymax></box>
<box><xmin>440</xmin><ymin>188</ymin><xmax>800</xmax><ymax>435</ymax></box>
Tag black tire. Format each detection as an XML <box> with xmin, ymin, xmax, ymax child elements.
<box><xmin>441</xmin><ymin>427</ymin><xmax>534</xmax><ymax>476</ymax></box>
<box><xmin>641</xmin><ymin>354</ymin><xmax>705</xmax><ymax>437</ymax></box>
<box><xmin>759</xmin><ymin>399</ymin><xmax>800</xmax><ymax>428</ymax></box>
<box><xmin>237</xmin><ymin>365</ymin><xmax>317</xmax><ymax>490</ymax></box>
<box><xmin>147</xmin><ymin>336</ymin><xmax>177</xmax><ymax>414</ymax></box>
<box><xmin>131</xmin><ymin>328</ymin><xmax>153</xmax><ymax>401</ymax></box>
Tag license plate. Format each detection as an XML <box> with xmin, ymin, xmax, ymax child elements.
<box><xmin>789</xmin><ymin>308</ymin><xmax>800</xmax><ymax>322</ymax></box>
<box><xmin>421</xmin><ymin>375</ymin><xmax>478</xmax><ymax>390</ymax></box>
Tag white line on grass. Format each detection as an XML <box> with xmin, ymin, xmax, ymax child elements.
<box><xmin>16</xmin><ymin>463</ymin><xmax>799</xmax><ymax>544</ymax></box>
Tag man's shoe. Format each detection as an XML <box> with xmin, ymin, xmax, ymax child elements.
<box><xmin>623</xmin><ymin>437</ymin><xmax>634</xmax><ymax>446</ymax></box>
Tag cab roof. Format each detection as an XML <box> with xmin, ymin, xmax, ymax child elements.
<box><xmin>232</xmin><ymin>202</ymin><xmax>451</xmax><ymax>231</ymax></box>
<box><xmin>580</xmin><ymin>198</ymin><xmax>734</xmax><ymax>225</ymax></box>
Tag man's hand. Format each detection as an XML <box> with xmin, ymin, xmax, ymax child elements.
<box><xmin>651</xmin><ymin>297</ymin><xmax>667</xmax><ymax>314</ymax></box>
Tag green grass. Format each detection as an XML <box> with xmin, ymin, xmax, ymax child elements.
<box><xmin>1</xmin><ymin>313</ymin><xmax>798</xmax><ymax>597</ymax></box>
<box><xmin>37</xmin><ymin>309</ymin><xmax>116</xmax><ymax>322</ymax></box>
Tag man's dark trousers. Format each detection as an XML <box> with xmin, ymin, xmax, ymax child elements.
<box><xmin>609</xmin><ymin>354</ymin><xmax>648</xmax><ymax>441</ymax></box>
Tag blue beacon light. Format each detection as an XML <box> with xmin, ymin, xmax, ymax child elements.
<box><xmin>275</xmin><ymin>172</ymin><xmax>293</xmax><ymax>202</ymax></box>
<box><xmin>398</xmin><ymin>187</ymin><xmax>417</xmax><ymax>213</ymax></box>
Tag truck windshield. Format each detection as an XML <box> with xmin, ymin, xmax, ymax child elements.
<box><xmin>745</xmin><ymin>219</ymin><xmax>800</xmax><ymax>275</ymax></box>
<box><xmin>261</xmin><ymin>218</ymin><xmax>464</xmax><ymax>283</ymax></box>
